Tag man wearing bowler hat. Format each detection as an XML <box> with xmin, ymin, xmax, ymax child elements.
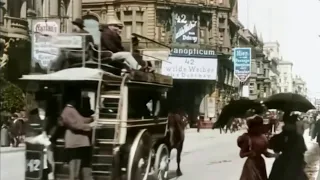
<box><xmin>50</xmin><ymin>18</ymin><xmax>94</xmax><ymax>71</ymax></box>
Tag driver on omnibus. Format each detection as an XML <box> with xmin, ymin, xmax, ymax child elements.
<box><xmin>100</xmin><ymin>15</ymin><xmax>153</xmax><ymax>72</ymax></box>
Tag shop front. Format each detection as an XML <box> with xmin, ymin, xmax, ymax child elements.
<box><xmin>161</xmin><ymin>47</ymin><xmax>218</xmax><ymax>127</ymax></box>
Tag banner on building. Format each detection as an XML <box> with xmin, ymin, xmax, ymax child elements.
<box><xmin>174</xmin><ymin>12</ymin><xmax>198</xmax><ymax>44</ymax></box>
<box><xmin>233</xmin><ymin>48</ymin><xmax>251</xmax><ymax>82</ymax></box>
<box><xmin>31</xmin><ymin>19</ymin><xmax>60</xmax><ymax>71</ymax></box>
<box><xmin>161</xmin><ymin>56</ymin><xmax>217</xmax><ymax>80</ymax></box>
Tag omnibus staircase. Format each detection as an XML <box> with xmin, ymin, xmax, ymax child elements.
<box><xmin>54</xmin><ymin>82</ymin><xmax>123</xmax><ymax>180</ymax></box>
<box><xmin>92</xmin><ymin>82</ymin><xmax>122</xmax><ymax>179</ymax></box>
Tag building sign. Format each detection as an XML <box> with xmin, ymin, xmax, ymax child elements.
<box><xmin>52</xmin><ymin>34</ymin><xmax>83</xmax><ymax>48</ymax></box>
<box><xmin>174</xmin><ymin>13</ymin><xmax>198</xmax><ymax>44</ymax></box>
<box><xmin>233</xmin><ymin>48</ymin><xmax>251</xmax><ymax>82</ymax></box>
<box><xmin>31</xmin><ymin>19</ymin><xmax>60</xmax><ymax>70</ymax></box>
<box><xmin>161</xmin><ymin>56</ymin><xmax>217</xmax><ymax>80</ymax></box>
<box><xmin>171</xmin><ymin>47</ymin><xmax>215</xmax><ymax>58</ymax></box>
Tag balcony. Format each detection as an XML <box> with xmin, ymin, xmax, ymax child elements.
<box><xmin>0</xmin><ymin>15</ymin><xmax>29</xmax><ymax>40</ymax></box>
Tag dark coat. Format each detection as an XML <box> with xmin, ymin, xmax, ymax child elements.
<box><xmin>100</xmin><ymin>27</ymin><xmax>124</xmax><ymax>53</ymax></box>
<box><xmin>313</xmin><ymin>120</ymin><xmax>320</xmax><ymax>143</ymax></box>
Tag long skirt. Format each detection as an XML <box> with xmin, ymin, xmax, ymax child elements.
<box><xmin>240</xmin><ymin>156</ymin><xmax>268</xmax><ymax>180</ymax></box>
<box><xmin>269</xmin><ymin>154</ymin><xmax>308</xmax><ymax>180</ymax></box>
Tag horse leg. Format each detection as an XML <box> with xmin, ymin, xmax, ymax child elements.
<box><xmin>176</xmin><ymin>142</ymin><xmax>183</xmax><ymax>176</ymax></box>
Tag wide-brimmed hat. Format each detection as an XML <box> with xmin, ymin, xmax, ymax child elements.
<box><xmin>72</xmin><ymin>18</ymin><xmax>85</xmax><ymax>28</ymax></box>
<box><xmin>105</xmin><ymin>15</ymin><xmax>123</xmax><ymax>26</ymax></box>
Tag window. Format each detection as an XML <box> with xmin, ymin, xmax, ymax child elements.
<box><xmin>250</xmin><ymin>90</ymin><xmax>253</xmax><ymax>94</ymax></box>
<box><xmin>128</xmin><ymin>89</ymin><xmax>167</xmax><ymax>119</ymax></box>
<box><xmin>264</xmin><ymin>87</ymin><xmax>267</xmax><ymax>92</ymax></box>
<box><xmin>284</xmin><ymin>88</ymin><xmax>288</xmax><ymax>92</ymax></box>
<box><xmin>124</xmin><ymin>22</ymin><xmax>132</xmax><ymax>39</ymax></box>
<box><xmin>136</xmin><ymin>22</ymin><xmax>143</xmax><ymax>35</ymax></box>
<box><xmin>257</xmin><ymin>84</ymin><xmax>261</xmax><ymax>90</ymax></box>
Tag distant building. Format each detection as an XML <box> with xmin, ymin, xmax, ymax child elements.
<box><xmin>278</xmin><ymin>60</ymin><xmax>294</xmax><ymax>92</ymax></box>
<box><xmin>263</xmin><ymin>41</ymin><xmax>281</xmax><ymax>95</ymax></box>
<box><xmin>293</xmin><ymin>75</ymin><xmax>307</xmax><ymax>96</ymax></box>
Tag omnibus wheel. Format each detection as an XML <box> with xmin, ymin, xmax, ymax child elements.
<box><xmin>154</xmin><ymin>144</ymin><xmax>169</xmax><ymax>180</ymax></box>
<box><xmin>127</xmin><ymin>129</ymin><xmax>152</xmax><ymax>180</ymax></box>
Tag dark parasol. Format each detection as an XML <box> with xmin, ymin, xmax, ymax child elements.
<box><xmin>263</xmin><ymin>93</ymin><xmax>315</xmax><ymax>113</ymax></box>
<box><xmin>213</xmin><ymin>98</ymin><xmax>263</xmax><ymax>128</ymax></box>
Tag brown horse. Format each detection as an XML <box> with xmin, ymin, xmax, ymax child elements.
<box><xmin>167</xmin><ymin>112</ymin><xmax>185</xmax><ymax>176</ymax></box>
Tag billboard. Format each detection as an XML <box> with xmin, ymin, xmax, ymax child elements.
<box><xmin>31</xmin><ymin>19</ymin><xmax>60</xmax><ymax>72</ymax></box>
<box><xmin>161</xmin><ymin>56</ymin><xmax>217</xmax><ymax>80</ymax></box>
<box><xmin>233</xmin><ymin>48</ymin><xmax>251</xmax><ymax>82</ymax></box>
<box><xmin>174</xmin><ymin>12</ymin><xmax>198</xmax><ymax>44</ymax></box>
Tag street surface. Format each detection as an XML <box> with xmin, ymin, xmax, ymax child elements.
<box><xmin>1</xmin><ymin>128</ymin><xmax>320</xmax><ymax>180</ymax></box>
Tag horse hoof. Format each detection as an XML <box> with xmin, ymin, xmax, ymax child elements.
<box><xmin>176</xmin><ymin>170</ymin><xmax>183</xmax><ymax>176</ymax></box>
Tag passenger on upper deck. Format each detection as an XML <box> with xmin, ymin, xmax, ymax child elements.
<box><xmin>50</xmin><ymin>18</ymin><xmax>94</xmax><ymax>72</ymax></box>
<box><xmin>100</xmin><ymin>17</ymin><xmax>153</xmax><ymax>72</ymax></box>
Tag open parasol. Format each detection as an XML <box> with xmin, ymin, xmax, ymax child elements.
<box><xmin>263</xmin><ymin>93</ymin><xmax>315</xmax><ymax>113</ymax></box>
<box><xmin>213</xmin><ymin>98</ymin><xmax>263</xmax><ymax>128</ymax></box>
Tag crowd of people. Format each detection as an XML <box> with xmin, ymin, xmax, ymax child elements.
<box><xmin>237</xmin><ymin>111</ymin><xmax>317</xmax><ymax>180</ymax></box>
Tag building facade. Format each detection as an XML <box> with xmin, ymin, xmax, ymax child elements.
<box><xmin>293</xmin><ymin>75</ymin><xmax>307</xmax><ymax>96</ymax></box>
<box><xmin>236</xmin><ymin>26</ymin><xmax>271</xmax><ymax>99</ymax></box>
<box><xmin>278</xmin><ymin>60</ymin><xmax>294</xmax><ymax>93</ymax></box>
<box><xmin>263</xmin><ymin>42</ymin><xmax>281</xmax><ymax>95</ymax></box>
<box><xmin>82</xmin><ymin>0</ymin><xmax>239</xmax><ymax>125</ymax></box>
<box><xmin>0</xmin><ymin>0</ymin><xmax>82</xmax><ymax>78</ymax></box>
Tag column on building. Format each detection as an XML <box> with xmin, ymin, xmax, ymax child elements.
<box><xmin>49</xmin><ymin>0</ymin><xmax>59</xmax><ymax>17</ymax></box>
<box><xmin>66</xmin><ymin>0</ymin><xmax>82</xmax><ymax>32</ymax></box>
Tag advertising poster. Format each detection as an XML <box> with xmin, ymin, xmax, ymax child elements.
<box><xmin>233</xmin><ymin>48</ymin><xmax>251</xmax><ymax>82</ymax></box>
<box><xmin>31</xmin><ymin>19</ymin><xmax>60</xmax><ymax>72</ymax></box>
<box><xmin>174</xmin><ymin>12</ymin><xmax>198</xmax><ymax>44</ymax></box>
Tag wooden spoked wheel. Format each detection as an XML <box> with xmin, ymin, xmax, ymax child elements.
<box><xmin>153</xmin><ymin>144</ymin><xmax>170</xmax><ymax>180</ymax></box>
<box><xmin>127</xmin><ymin>129</ymin><xmax>152</xmax><ymax>180</ymax></box>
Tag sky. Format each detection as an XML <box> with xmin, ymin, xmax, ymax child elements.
<box><xmin>238</xmin><ymin>0</ymin><xmax>320</xmax><ymax>98</ymax></box>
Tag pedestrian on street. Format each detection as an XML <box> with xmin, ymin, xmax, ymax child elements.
<box><xmin>237</xmin><ymin>115</ymin><xmax>276</xmax><ymax>180</ymax></box>
<box><xmin>61</xmin><ymin>89</ymin><xmax>96</xmax><ymax>180</ymax></box>
<box><xmin>268</xmin><ymin>113</ymin><xmax>308</xmax><ymax>180</ymax></box>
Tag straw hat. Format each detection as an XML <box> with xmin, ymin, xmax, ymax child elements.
<box><xmin>103</xmin><ymin>13</ymin><xmax>123</xmax><ymax>26</ymax></box>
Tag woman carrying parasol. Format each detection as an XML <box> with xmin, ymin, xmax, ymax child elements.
<box><xmin>237</xmin><ymin>115</ymin><xmax>277</xmax><ymax>180</ymax></box>
<box><xmin>268</xmin><ymin>113</ymin><xmax>308</xmax><ymax>180</ymax></box>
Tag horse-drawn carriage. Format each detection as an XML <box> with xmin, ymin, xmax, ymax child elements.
<box><xmin>22</xmin><ymin>33</ymin><xmax>176</xmax><ymax>180</ymax></box>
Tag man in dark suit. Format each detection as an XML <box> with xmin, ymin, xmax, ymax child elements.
<box><xmin>312</xmin><ymin>115</ymin><xmax>320</xmax><ymax>146</ymax></box>
<box><xmin>100</xmin><ymin>16</ymin><xmax>152</xmax><ymax>71</ymax></box>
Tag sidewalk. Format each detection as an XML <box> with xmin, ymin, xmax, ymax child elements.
<box><xmin>0</xmin><ymin>144</ymin><xmax>25</xmax><ymax>153</ymax></box>
<box><xmin>303</xmin><ymin>129</ymin><xmax>320</xmax><ymax>179</ymax></box>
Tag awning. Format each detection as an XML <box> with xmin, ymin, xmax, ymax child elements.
<box><xmin>20</xmin><ymin>67</ymin><xmax>105</xmax><ymax>81</ymax></box>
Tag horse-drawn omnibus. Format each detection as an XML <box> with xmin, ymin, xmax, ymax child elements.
<box><xmin>22</xmin><ymin>33</ymin><xmax>178</xmax><ymax>180</ymax></box>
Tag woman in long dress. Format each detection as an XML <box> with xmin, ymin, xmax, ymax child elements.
<box><xmin>238</xmin><ymin>115</ymin><xmax>276</xmax><ymax>180</ymax></box>
<box><xmin>268</xmin><ymin>114</ymin><xmax>308</xmax><ymax>180</ymax></box>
